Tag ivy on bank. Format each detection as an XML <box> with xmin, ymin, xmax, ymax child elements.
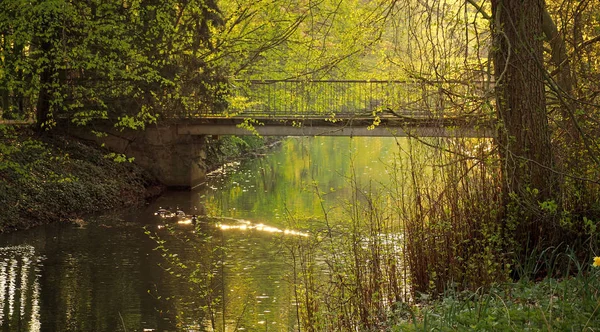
<box><xmin>0</xmin><ymin>127</ymin><xmax>158</xmax><ymax>232</ymax></box>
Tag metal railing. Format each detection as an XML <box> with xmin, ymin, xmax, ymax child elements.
<box><xmin>188</xmin><ymin>79</ymin><xmax>492</xmax><ymax>119</ymax></box>
<box><xmin>1</xmin><ymin>79</ymin><xmax>493</xmax><ymax>122</ymax></box>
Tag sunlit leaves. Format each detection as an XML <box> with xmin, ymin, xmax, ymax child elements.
<box><xmin>1</xmin><ymin>0</ymin><xmax>227</xmax><ymax>127</ymax></box>
<box><xmin>104</xmin><ymin>152</ymin><xmax>134</xmax><ymax>163</ymax></box>
<box><xmin>213</xmin><ymin>0</ymin><xmax>394</xmax><ymax>80</ymax></box>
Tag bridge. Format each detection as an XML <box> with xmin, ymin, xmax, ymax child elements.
<box><xmin>2</xmin><ymin>79</ymin><xmax>494</xmax><ymax>137</ymax></box>
<box><xmin>10</xmin><ymin>79</ymin><xmax>494</xmax><ymax>188</ymax></box>
<box><xmin>172</xmin><ymin>79</ymin><xmax>494</xmax><ymax>138</ymax></box>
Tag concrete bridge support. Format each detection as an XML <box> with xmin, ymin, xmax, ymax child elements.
<box><xmin>68</xmin><ymin>123</ymin><xmax>207</xmax><ymax>189</ymax></box>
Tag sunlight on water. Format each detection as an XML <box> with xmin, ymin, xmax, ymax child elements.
<box><xmin>0</xmin><ymin>245</ymin><xmax>42</xmax><ymax>332</ymax></box>
<box><xmin>217</xmin><ymin>218</ymin><xmax>310</xmax><ymax>237</ymax></box>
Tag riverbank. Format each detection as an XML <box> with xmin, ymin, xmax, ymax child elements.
<box><xmin>0</xmin><ymin>126</ymin><xmax>279</xmax><ymax>233</ymax></box>
<box><xmin>392</xmin><ymin>265</ymin><xmax>600</xmax><ymax>330</ymax></box>
<box><xmin>0</xmin><ymin>127</ymin><xmax>160</xmax><ymax>232</ymax></box>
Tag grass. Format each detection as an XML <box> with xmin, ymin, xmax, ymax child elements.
<box><xmin>393</xmin><ymin>266</ymin><xmax>600</xmax><ymax>331</ymax></box>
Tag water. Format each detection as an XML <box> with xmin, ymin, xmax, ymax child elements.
<box><xmin>0</xmin><ymin>136</ymin><xmax>405</xmax><ymax>331</ymax></box>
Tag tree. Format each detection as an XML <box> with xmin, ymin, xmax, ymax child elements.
<box><xmin>0</xmin><ymin>0</ymin><xmax>39</xmax><ymax>122</ymax></box>
<box><xmin>1</xmin><ymin>0</ymin><xmax>228</xmax><ymax>130</ymax></box>
<box><xmin>491</xmin><ymin>0</ymin><xmax>558</xmax><ymax>248</ymax></box>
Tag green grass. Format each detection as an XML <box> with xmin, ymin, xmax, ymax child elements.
<box><xmin>393</xmin><ymin>267</ymin><xmax>600</xmax><ymax>331</ymax></box>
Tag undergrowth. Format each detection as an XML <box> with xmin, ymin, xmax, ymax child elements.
<box><xmin>393</xmin><ymin>262</ymin><xmax>600</xmax><ymax>331</ymax></box>
<box><xmin>0</xmin><ymin>126</ymin><xmax>157</xmax><ymax>232</ymax></box>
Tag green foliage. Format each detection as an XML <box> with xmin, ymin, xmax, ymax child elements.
<box><xmin>214</xmin><ymin>0</ymin><xmax>398</xmax><ymax>80</ymax></box>
<box><xmin>104</xmin><ymin>152</ymin><xmax>135</xmax><ymax>163</ymax></box>
<box><xmin>1</xmin><ymin>0</ymin><xmax>227</xmax><ymax>128</ymax></box>
<box><xmin>393</xmin><ymin>263</ymin><xmax>600</xmax><ymax>331</ymax></box>
<box><xmin>0</xmin><ymin>130</ymin><xmax>152</xmax><ymax>232</ymax></box>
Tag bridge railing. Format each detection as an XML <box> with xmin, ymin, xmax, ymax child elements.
<box><xmin>196</xmin><ymin>79</ymin><xmax>492</xmax><ymax>119</ymax></box>
<box><xmin>0</xmin><ymin>79</ymin><xmax>492</xmax><ymax>122</ymax></box>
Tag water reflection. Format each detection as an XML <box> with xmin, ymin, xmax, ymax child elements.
<box><xmin>201</xmin><ymin>137</ymin><xmax>400</xmax><ymax>222</ymax></box>
<box><xmin>0</xmin><ymin>219</ymin><xmax>183</xmax><ymax>331</ymax></box>
<box><xmin>0</xmin><ymin>136</ymin><xmax>416</xmax><ymax>331</ymax></box>
<box><xmin>147</xmin><ymin>212</ymin><xmax>303</xmax><ymax>331</ymax></box>
<box><xmin>145</xmin><ymin>137</ymin><xmax>406</xmax><ymax>330</ymax></box>
<box><xmin>0</xmin><ymin>245</ymin><xmax>42</xmax><ymax>331</ymax></box>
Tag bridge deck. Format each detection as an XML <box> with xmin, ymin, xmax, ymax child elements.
<box><xmin>174</xmin><ymin>79</ymin><xmax>493</xmax><ymax>137</ymax></box>
<box><xmin>176</xmin><ymin>115</ymin><xmax>494</xmax><ymax>137</ymax></box>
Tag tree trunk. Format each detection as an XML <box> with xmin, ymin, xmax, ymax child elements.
<box><xmin>36</xmin><ymin>67</ymin><xmax>51</xmax><ymax>130</ymax></box>
<box><xmin>34</xmin><ymin>5</ymin><xmax>59</xmax><ymax>132</ymax></box>
<box><xmin>491</xmin><ymin>0</ymin><xmax>559</xmax><ymax>247</ymax></box>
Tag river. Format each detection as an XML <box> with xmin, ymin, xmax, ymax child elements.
<box><xmin>0</xmin><ymin>136</ymin><xmax>425</xmax><ymax>331</ymax></box>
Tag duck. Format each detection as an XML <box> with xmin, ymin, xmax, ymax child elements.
<box><xmin>154</xmin><ymin>207</ymin><xmax>173</xmax><ymax>218</ymax></box>
<box><xmin>73</xmin><ymin>218</ymin><xmax>87</xmax><ymax>228</ymax></box>
<box><xmin>175</xmin><ymin>207</ymin><xmax>186</xmax><ymax>217</ymax></box>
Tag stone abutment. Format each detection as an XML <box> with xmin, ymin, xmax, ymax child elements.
<box><xmin>67</xmin><ymin>123</ymin><xmax>207</xmax><ymax>189</ymax></box>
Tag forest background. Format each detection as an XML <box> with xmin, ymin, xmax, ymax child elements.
<box><xmin>2</xmin><ymin>0</ymin><xmax>600</xmax><ymax>330</ymax></box>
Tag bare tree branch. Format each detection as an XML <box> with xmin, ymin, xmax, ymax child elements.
<box><xmin>465</xmin><ymin>0</ymin><xmax>491</xmax><ymax>20</ymax></box>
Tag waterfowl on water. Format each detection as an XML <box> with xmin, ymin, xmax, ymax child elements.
<box><xmin>73</xmin><ymin>218</ymin><xmax>87</xmax><ymax>228</ymax></box>
<box><xmin>154</xmin><ymin>207</ymin><xmax>174</xmax><ymax>218</ymax></box>
<box><xmin>175</xmin><ymin>207</ymin><xmax>186</xmax><ymax>217</ymax></box>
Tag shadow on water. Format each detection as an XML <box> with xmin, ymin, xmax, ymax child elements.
<box><xmin>0</xmin><ymin>213</ymin><xmax>183</xmax><ymax>331</ymax></box>
<box><xmin>0</xmin><ymin>179</ymin><xmax>310</xmax><ymax>331</ymax></box>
